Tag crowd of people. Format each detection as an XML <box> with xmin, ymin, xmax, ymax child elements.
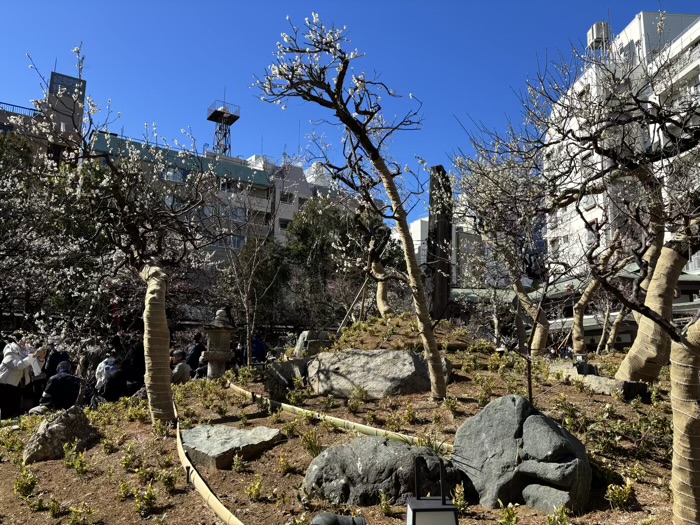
<box><xmin>0</xmin><ymin>330</ymin><xmax>231</xmax><ymax>420</ymax></box>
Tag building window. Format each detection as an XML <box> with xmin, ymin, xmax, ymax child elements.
<box><xmin>221</xmin><ymin>205</ymin><xmax>247</xmax><ymax>222</ymax></box>
<box><xmin>215</xmin><ymin>235</ymin><xmax>245</xmax><ymax>249</ymax></box>
<box><xmin>280</xmin><ymin>191</ymin><xmax>295</xmax><ymax>204</ymax></box>
<box><xmin>164</xmin><ymin>168</ymin><xmax>188</xmax><ymax>183</ymax></box>
<box><xmin>298</xmin><ymin>197</ymin><xmax>308</xmax><ymax>208</ymax></box>
<box><xmin>279</xmin><ymin>218</ymin><xmax>291</xmax><ymax>230</ymax></box>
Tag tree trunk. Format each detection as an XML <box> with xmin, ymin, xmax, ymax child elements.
<box><xmin>605</xmin><ymin>306</ymin><xmax>629</xmax><ymax>353</ymax></box>
<box><xmin>616</xmin><ymin>246</ymin><xmax>686</xmax><ymax>382</ymax></box>
<box><xmin>573</xmin><ymin>237</ymin><xmax>618</xmax><ymax>354</ymax></box>
<box><xmin>511</xmin><ymin>277</ymin><xmax>549</xmax><ymax>357</ymax></box>
<box><xmin>596</xmin><ymin>302</ymin><xmax>612</xmax><ymax>354</ymax></box>
<box><xmin>572</xmin><ymin>280</ymin><xmax>600</xmax><ymax>355</ymax></box>
<box><xmin>372</xmin><ymin>260</ymin><xmax>394</xmax><ymax>318</ymax></box>
<box><xmin>369</xmin><ymin>155</ymin><xmax>446</xmax><ymax>399</ymax></box>
<box><xmin>140</xmin><ymin>265</ymin><xmax>175</xmax><ymax>423</ymax></box>
<box><xmin>670</xmin><ymin>331</ymin><xmax>700</xmax><ymax>524</ymax></box>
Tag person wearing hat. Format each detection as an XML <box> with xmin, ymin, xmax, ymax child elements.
<box><xmin>171</xmin><ymin>350</ymin><xmax>191</xmax><ymax>385</ymax></box>
<box><xmin>28</xmin><ymin>361</ymin><xmax>84</xmax><ymax>415</ymax></box>
<box><xmin>0</xmin><ymin>337</ymin><xmax>46</xmax><ymax>418</ymax></box>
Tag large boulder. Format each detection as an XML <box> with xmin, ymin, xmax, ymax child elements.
<box><xmin>452</xmin><ymin>395</ymin><xmax>591</xmax><ymax>514</ymax></box>
<box><xmin>304</xmin><ymin>437</ymin><xmax>460</xmax><ymax>505</ymax></box>
<box><xmin>181</xmin><ymin>425</ymin><xmax>283</xmax><ymax>469</ymax></box>
<box><xmin>265</xmin><ymin>358</ymin><xmax>310</xmax><ymax>400</ymax></box>
<box><xmin>308</xmin><ymin>349</ymin><xmax>451</xmax><ymax>399</ymax></box>
<box><xmin>23</xmin><ymin>406</ymin><xmax>99</xmax><ymax>464</ymax></box>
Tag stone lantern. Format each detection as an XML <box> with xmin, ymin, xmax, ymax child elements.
<box><xmin>201</xmin><ymin>308</ymin><xmax>236</xmax><ymax>379</ymax></box>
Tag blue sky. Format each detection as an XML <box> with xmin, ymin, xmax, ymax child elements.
<box><xmin>2</xmin><ymin>1</ymin><xmax>700</xmax><ymax>218</ymax></box>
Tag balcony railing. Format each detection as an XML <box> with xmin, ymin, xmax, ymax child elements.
<box><xmin>0</xmin><ymin>101</ymin><xmax>39</xmax><ymax>118</ymax></box>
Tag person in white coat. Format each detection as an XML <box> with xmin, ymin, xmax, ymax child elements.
<box><xmin>0</xmin><ymin>338</ymin><xmax>45</xmax><ymax>419</ymax></box>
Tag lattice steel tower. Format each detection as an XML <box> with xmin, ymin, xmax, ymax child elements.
<box><xmin>207</xmin><ymin>100</ymin><xmax>240</xmax><ymax>156</ymax></box>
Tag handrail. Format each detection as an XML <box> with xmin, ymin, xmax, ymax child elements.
<box><xmin>0</xmin><ymin>101</ymin><xmax>39</xmax><ymax>118</ymax></box>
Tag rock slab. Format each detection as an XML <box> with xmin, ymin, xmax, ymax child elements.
<box><xmin>304</xmin><ymin>436</ymin><xmax>460</xmax><ymax>506</ymax></box>
<box><xmin>452</xmin><ymin>395</ymin><xmax>591</xmax><ymax>514</ymax></box>
<box><xmin>181</xmin><ymin>425</ymin><xmax>282</xmax><ymax>469</ymax></box>
<box><xmin>550</xmin><ymin>362</ymin><xmax>648</xmax><ymax>399</ymax></box>
<box><xmin>23</xmin><ymin>406</ymin><xmax>99</xmax><ymax>464</ymax></box>
<box><xmin>265</xmin><ymin>358</ymin><xmax>310</xmax><ymax>400</ymax></box>
<box><xmin>308</xmin><ymin>349</ymin><xmax>451</xmax><ymax>399</ymax></box>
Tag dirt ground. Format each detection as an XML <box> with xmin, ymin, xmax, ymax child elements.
<box><xmin>0</xmin><ymin>337</ymin><xmax>673</xmax><ymax>525</ymax></box>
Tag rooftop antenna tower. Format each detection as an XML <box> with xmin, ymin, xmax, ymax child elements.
<box><xmin>207</xmin><ymin>94</ymin><xmax>240</xmax><ymax>157</ymax></box>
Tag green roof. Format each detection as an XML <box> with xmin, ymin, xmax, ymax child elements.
<box><xmin>91</xmin><ymin>132</ymin><xmax>270</xmax><ymax>187</ymax></box>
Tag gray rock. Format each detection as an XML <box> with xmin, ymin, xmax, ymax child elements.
<box><xmin>304</xmin><ymin>436</ymin><xmax>460</xmax><ymax>506</ymax></box>
<box><xmin>452</xmin><ymin>395</ymin><xmax>590</xmax><ymax>514</ymax></box>
<box><xmin>310</xmin><ymin>513</ymin><xmax>367</xmax><ymax>525</ymax></box>
<box><xmin>295</xmin><ymin>330</ymin><xmax>334</xmax><ymax>358</ymax></box>
<box><xmin>265</xmin><ymin>358</ymin><xmax>310</xmax><ymax>400</ymax></box>
<box><xmin>181</xmin><ymin>425</ymin><xmax>282</xmax><ymax>469</ymax></box>
<box><xmin>522</xmin><ymin>484</ymin><xmax>572</xmax><ymax>514</ymax></box>
<box><xmin>550</xmin><ymin>362</ymin><xmax>648</xmax><ymax>399</ymax></box>
<box><xmin>308</xmin><ymin>349</ymin><xmax>451</xmax><ymax>399</ymax></box>
<box><xmin>23</xmin><ymin>406</ymin><xmax>99</xmax><ymax>464</ymax></box>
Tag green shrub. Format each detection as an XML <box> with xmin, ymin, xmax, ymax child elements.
<box><xmin>605</xmin><ymin>480</ymin><xmax>635</xmax><ymax>510</ymax></box>
<box><xmin>14</xmin><ymin>467</ymin><xmax>37</xmax><ymax>498</ymax></box>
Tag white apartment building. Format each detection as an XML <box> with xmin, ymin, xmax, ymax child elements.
<box><xmin>546</xmin><ymin>11</ymin><xmax>700</xmax><ymax>274</ymax></box>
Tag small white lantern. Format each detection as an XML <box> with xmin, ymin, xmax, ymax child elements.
<box><xmin>405</xmin><ymin>457</ymin><xmax>458</xmax><ymax>525</ymax></box>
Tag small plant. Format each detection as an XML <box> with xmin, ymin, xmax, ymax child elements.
<box><xmin>323</xmin><ymin>394</ymin><xmax>336</xmax><ymax>410</ymax></box>
<box><xmin>158</xmin><ymin>469</ymin><xmax>178</xmax><ymax>494</ymax></box>
<box><xmin>451</xmin><ymin>482</ymin><xmax>469</xmax><ymax>516</ymax></box>
<box><xmin>270</xmin><ymin>409</ymin><xmax>283</xmax><ymax>423</ymax></box>
<box><xmin>605</xmin><ymin>479</ymin><xmax>636</xmax><ymax>510</ymax></box>
<box><xmin>474</xmin><ymin>374</ymin><xmax>494</xmax><ymax>407</ymax></box>
<box><xmin>302</xmin><ymin>411</ymin><xmax>316</xmax><ymax>426</ymax></box>
<box><xmin>49</xmin><ymin>497</ymin><xmax>67</xmax><ymax>518</ymax></box>
<box><xmin>379</xmin><ymin>491</ymin><xmax>391</xmax><ymax>516</ymax></box>
<box><xmin>238</xmin><ymin>414</ymin><xmax>250</xmax><ymax>427</ymax></box>
<box><xmin>14</xmin><ymin>467</ymin><xmax>37</xmax><ymax>498</ymax></box>
<box><xmin>379</xmin><ymin>491</ymin><xmax>392</xmax><ymax>516</ymax></box>
<box><xmin>63</xmin><ymin>441</ymin><xmax>90</xmax><ymax>477</ymax></box>
<box><xmin>300</xmin><ymin>427</ymin><xmax>324</xmax><ymax>457</ymax></box>
<box><xmin>350</xmin><ymin>386</ymin><xmax>369</xmax><ymax>403</ymax></box>
<box><xmin>245</xmin><ymin>475</ymin><xmax>264</xmax><ymax>502</ymax></box>
<box><xmin>119</xmin><ymin>480</ymin><xmax>134</xmax><ymax>500</ymax></box>
<box><xmin>497</xmin><ymin>500</ymin><xmax>519</xmax><ymax>525</ymax></box>
<box><xmin>27</xmin><ymin>495</ymin><xmax>48</xmax><ymax>512</ymax></box>
<box><xmin>443</xmin><ymin>395</ymin><xmax>460</xmax><ymax>415</ymax></box>
<box><xmin>136</xmin><ymin>467</ymin><xmax>158</xmax><ymax>485</ymax></box>
<box><xmin>347</xmin><ymin>397</ymin><xmax>361</xmax><ymax>414</ymax></box>
<box><xmin>232</xmin><ymin>454</ymin><xmax>248</xmax><ymax>473</ymax></box>
<box><xmin>279</xmin><ymin>454</ymin><xmax>294</xmax><ymax>474</ymax></box>
<box><xmin>365</xmin><ymin>412</ymin><xmax>378</xmax><ymax>425</ymax></box>
<box><xmin>135</xmin><ymin>482</ymin><xmax>158</xmax><ymax>516</ymax></box>
<box><xmin>281</xmin><ymin>419</ymin><xmax>299</xmax><ymax>437</ymax></box>
<box><xmin>385</xmin><ymin>413</ymin><xmax>403</xmax><ymax>433</ymax></box>
<box><xmin>403</xmin><ymin>402</ymin><xmax>417</xmax><ymax>424</ymax></box>
<box><xmin>152</xmin><ymin>418</ymin><xmax>170</xmax><ymax>438</ymax></box>
<box><xmin>68</xmin><ymin>502</ymin><xmax>93</xmax><ymax>525</ymax></box>
<box><xmin>101</xmin><ymin>437</ymin><xmax>118</xmax><ymax>454</ymax></box>
<box><xmin>417</xmin><ymin>432</ymin><xmax>447</xmax><ymax>455</ymax></box>
<box><xmin>120</xmin><ymin>443</ymin><xmax>143</xmax><ymax>472</ymax></box>
<box><xmin>623</xmin><ymin>462</ymin><xmax>647</xmax><ymax>482</ymax></box>
<box><xmin>237</xmin><ymin>366</ymin><xmax>255</xmax><ymax>386</ymax></box>
<box><xmin>547</xmin><ymin>505</ymin><xmax>571</xmax><ymax>525</ymax></box>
